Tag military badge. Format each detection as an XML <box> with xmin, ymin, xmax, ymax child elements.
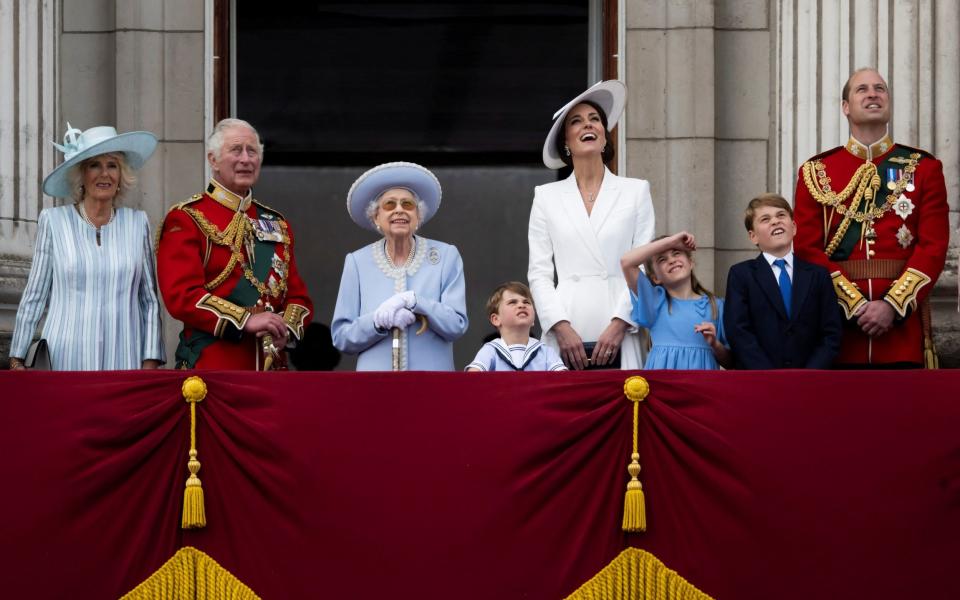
<box><xmin>896</xmin><ymin>224</ymin><xmax>914</xmax><ymax>249</ymax></box>
<box><xmin>428</xmin><ymin>247</ymin><xmax>441</xmax><ymax>265</ymax></box>
<box><xmin>251</xmin><ymin>216</ymin><xmax>285</xmax><ymax>242</ymax></box>
<box><xmin>271</xmin><ymin>253</ymin><xmax>287</xmax><ymax>279</ymax></box>
<box><xmin>893</xmin><ymin>195</ymin><xmax>914</xmax><ymax>220</ymax></box>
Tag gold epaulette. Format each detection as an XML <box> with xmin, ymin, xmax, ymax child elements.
<box><xmin>172</xmin><ymin>193</ymin><xmax>204</xmax><ymax>212</ymax></box>
<box><xmin>155</xmin><ymin>194</ymin><xmax>205</xmax><ymax>251</ymax></box>
<box><xmin>831</xmin><ymin>271</ymin><xmax>867</xmax><ymax>320</ymax></box>
<box><xmin>883</xmin><ymin>268</ymin><xmax>931</xmax><ymax>318</ymax></box>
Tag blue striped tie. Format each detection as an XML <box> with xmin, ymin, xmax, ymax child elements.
<box><xmin>773</xmin><ymin>258</ymin><xmax>791</xmax><ymax>316</ymax></box>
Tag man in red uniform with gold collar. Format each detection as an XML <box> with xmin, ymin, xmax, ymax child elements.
<box><xmin>157</xmin><ymin>118</ymin><xmax>312</xmax><ymax>369</ymax></box>
<box><xmin>794</xmin><ymin>68</ymin><xmax>949</xmax><ymax>368</ymax></box>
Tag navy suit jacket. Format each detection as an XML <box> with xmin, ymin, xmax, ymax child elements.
<box><xmin>723</xmin><ymin>254</ymin><xmax>841</xmax><ymax>369</ymax></box>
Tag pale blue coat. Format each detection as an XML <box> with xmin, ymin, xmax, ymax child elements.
<box><xmin>10</xmin><ymin>205</ymin><xmax>165</xmax><ymax>370</ymax></box>
<box><xmin>332</xmin><ymin>236</ymin><xmax>468</xmax><ymax>371</ymax></box>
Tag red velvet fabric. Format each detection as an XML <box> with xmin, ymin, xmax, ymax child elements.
<box><xmin>0</xmin><ymin>370</ymin><xmax>958</xmax><ymax>599</ymax></box>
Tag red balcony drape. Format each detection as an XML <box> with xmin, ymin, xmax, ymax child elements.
<box><xmin>0</xmin><ymin>370</ymin><xmax>957</xmax><ymax>599</ymax></box>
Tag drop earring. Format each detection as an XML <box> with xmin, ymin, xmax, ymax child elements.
<box><xmin>563</xmin><ymin>145</ymin><xmax>571</xmax><ymax>157</ymax></box>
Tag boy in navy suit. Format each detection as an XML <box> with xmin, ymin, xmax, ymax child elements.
<box><xmin>723</xmin><ymin>194</ymin><xmax>841</xmax><ymax>369</ymax></box>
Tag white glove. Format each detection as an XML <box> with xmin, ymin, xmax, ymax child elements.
<box><xmin>393</xmin><ymin>308</ymin><xmax>416</xmax><ymax>330</ymax></box>
<box><xmin>374</xmin><ymin>294</ymin><xmax>406</xmax><ymax>330</ymax></box>
<box><xmin>399</xmin><ymin>290</ymin><xmax>416</xmax><ymax>309</ymax></box>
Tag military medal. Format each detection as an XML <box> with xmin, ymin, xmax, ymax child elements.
<box><xmin>886</xmin><ymin>168</ymin><xmax>900</xmax><ymax>191</ymax></box>
<box><xmin>252</xmin><ymin>216</ymin><xmax>285</xmax><ymax>243</ymax></box>
<box><xmin>894</xmin><ymin>194</ymin><xmax>915</xmax><ymax>219</ymax></box>
<box><xmin>896</xmin><ymin>224</ymin><xmax>914</xmax><ymax>248</ymax></box>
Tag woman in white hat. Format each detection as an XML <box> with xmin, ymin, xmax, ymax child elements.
<box><xmin>528</xmin><ymin>81</ymin><xmax>655</xmax><ymax>370</ymax></box>
<box><xmin>332</xmin><ymin>162</ymin><xmax>468</xmax><ymax>371</ymax></box>
<box><xmin>7</xmin><ymin>124</ymin><xmax>165</xmax><ymax>370</ymax></box>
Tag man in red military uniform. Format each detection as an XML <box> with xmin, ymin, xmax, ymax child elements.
<box><xmin>157</xmin><ymin>118</ymin><xmax>312</xmax><ymax>369</ymax></box>
<box><xmin>794</xmin><ymin>68</ymin><xmax>949</xmax><ymax>368</ymax></box>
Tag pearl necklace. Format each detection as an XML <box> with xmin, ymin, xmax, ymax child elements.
<box><xmin>385</xmin><ymin>237</ymin><xmax>416</xmax><ymax>268</ymax></box>
<box><xmin>77</xmin><ymin>202</ymin><xmax>115</xmax><ymax>245</ymax></box>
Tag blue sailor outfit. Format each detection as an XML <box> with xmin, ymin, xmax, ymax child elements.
<box><xmin>465</xmin><ymin>337</ymin><xmax>566</xmax><ymax>372</ymax></box>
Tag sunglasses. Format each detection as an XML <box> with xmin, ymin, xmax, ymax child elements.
<box><xmin>379</xmin><ymin>198</ymin><xmax>417</xmax><ymax>211</ymax></box>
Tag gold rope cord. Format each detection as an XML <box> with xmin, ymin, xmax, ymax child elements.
<box><xmin>564</xmin><ymin>548</ymin><xmax>713</xmax><ymax>600</ymax></box>
<box><xmin>622</xmin><ymin>377</ymin><xmax>649</xmax><ymax>532</ymax></box>
<box><xmin>183</xmin><ymin>207</ymin><xmax>291</xmax><ymax>298</ymax></box>
<box><xmin>181</xmin><ymin>376</ymin><xmax>207</xmax><ymax>529</ymax></box>
<box><xmin>120</xmin><ymin>546</ymin><xmax>261</xmax><ymax>600</ymax></box>
<box><xmin>801</xmin><ymin>154</ymin><xmax>921</xmax><ymax>256</ymax></box>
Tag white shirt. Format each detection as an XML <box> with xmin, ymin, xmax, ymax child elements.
<box><xmin>762</xmin><ymin>250</ymin><xmax>794</xmax><ymax>284</ymax></box>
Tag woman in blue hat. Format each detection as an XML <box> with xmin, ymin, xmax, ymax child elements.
<box><xmin>7</xmin><ymin>124</ymin><xmax>165</xmax><ymax>370</ymax></box>
<box><xmin>332</xmin><ymin>162</ymin><xmax>468</xmax><ymax>371</ymax></box>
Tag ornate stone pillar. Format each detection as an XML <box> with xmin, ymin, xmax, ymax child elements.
<box><xmin>0</xmin><ymin>0</ymin><xmax>58</xmax><ymax>362</ymax></box>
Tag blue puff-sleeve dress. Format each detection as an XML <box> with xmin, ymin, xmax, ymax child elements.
<box><xmin>630</xmin><ymin>273</ymin><xmax>726</xmax><ymax>370</ymax></box>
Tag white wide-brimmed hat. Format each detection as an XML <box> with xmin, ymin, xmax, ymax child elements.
<box><xmin>542</xmin><ymin>80</ymin><xmax>627</xmax><ymax>170</ymax></box>
<box><xmin>42</xmin><ymin>123</ymin><xmax>158</xmax><ymax>198</ymax></box>
<box><xmin>346</xmin><ymin>162</ymin><xmax>442</xmax><ymax>232</ymax></box>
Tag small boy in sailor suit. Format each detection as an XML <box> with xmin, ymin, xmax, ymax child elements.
<box><xmin>466</xmin><ymin>282</ymin><xmax>566</xmax><ymax>372</ymax></box>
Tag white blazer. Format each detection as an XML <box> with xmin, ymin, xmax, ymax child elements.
<box><xmin>527</xmin><ymin>167</ymin><xmax>655</xmax><ymax>368</ymax></box>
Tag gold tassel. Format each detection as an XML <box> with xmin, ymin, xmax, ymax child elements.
<box><xmin>181</xmin><ymin>376</ymin><xmax>208</xmax><ymax>529</ymax></box>
<box><xmin>622</xmin><ymin>376</ymin><xmax>650</xmax><ymax>532</ymax></box>
<box><xmin>924</xmin><ymin>340</ymin><xmax>939</xmax><ymax>369</ymax></box>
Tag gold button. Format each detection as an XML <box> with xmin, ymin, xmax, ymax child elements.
<box><xmin>847</xmin><ymin>292</ymin><xmax>856</xmax><ymax>298</ymax></box>
<box><xmin>906</xmin><ymin>277</ymin><xmax>913</xmax><ymax>282</ymax></box>
<box><xmin>894</xmin><ymin>290</ymin><xmax>902</xmax><ymax>295</ymax></box>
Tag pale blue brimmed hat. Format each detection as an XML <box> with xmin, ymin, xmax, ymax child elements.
<box><xmin>542</xmin><ymin>80</ymin><xmax>626</xmax><ymax>170</ymax></box>
<box><xmin>42</xmin><ymin>123</ymin><xmax>158</xmax><ymax>198</ymax></box>
<box><xmin>346</xmin><ymin>162</ymin><xmax>442</xmax><ymax>232</ymax></box>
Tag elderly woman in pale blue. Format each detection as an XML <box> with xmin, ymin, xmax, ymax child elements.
<box><xmin>7</xmin><ymin>124</ymin><xmax>165</xmax><ymax>371</ymax></box>
<box><xmin>332</xmin><ymin>162</ymin><xmax>468</xmax><ymax>371</ymax></box>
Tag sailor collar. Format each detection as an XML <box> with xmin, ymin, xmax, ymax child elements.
<box><xmin>845</xmin><ymin>134</ymin><xmax>893</xmax><ymax>161</ymax></box>
<box><xmin>207</xmin><ymin>179</ymin><xmax>253</xmax><ymax>212</ymax></box>
<box><xmin>490</xmin><ymin>338</ymin><xmax>543</xmax><ymax>371</ymax></box>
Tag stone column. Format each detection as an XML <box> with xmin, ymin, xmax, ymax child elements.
<box><xmin>622</xmin><ymin>0</ymin><xmax>774</xmax><ymax>295</ymax></box>
<box><xmin>0</xmin><ymin>0</ymin><xmax>58</xmax><ymax>361</ymax></box>
<box><xmin>624</xmin><ymin>1</ymin><xmax>718</xmax><ymax>286</ymax></box>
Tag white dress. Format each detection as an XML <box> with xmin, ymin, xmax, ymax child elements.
<box><xmin>527</xmin><ymin>167</ymin><xmax>655</xmax><ymax>369</ymax></box>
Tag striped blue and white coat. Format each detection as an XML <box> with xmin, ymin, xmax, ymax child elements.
<box><xmin>10</xmin><ymin>205</ymin><xmax>165</xmax><ymax>370</ymax></box>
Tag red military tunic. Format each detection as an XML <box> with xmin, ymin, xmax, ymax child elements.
<box><xmin>793</xmin><ymin>135</ymin><xmax>949</xmax><ymax>366</ymax></box>
<box><xmin>157</xmin><ymin>179</ymin><xmax>313</xmax><ymax>369</ymax></box>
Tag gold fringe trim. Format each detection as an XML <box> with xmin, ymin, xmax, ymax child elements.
<box><xmin>181</xmin><ymin>377</ymin><xmax>207</xmax><ymax>529</ymax></box>
<box><xmin>564</xmin><ymin>548</ymin><xmax>713</xmax><ymax>600</ymax></box>
<box><xmin>622</xmin><ymin>377</ymin><xmax>650</xmax><ymax>532</ymax></box>
<box><xmin>120</xmin><ymin>546</ymin><xmax>261</xmax><ymax>600</ymax></box>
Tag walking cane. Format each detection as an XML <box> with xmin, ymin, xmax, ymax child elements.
<box><xmin>392</xmin><ymin>327</ymin><xmax>401</xmax><ymax>371</ymax></box>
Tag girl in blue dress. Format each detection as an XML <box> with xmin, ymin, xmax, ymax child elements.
<box><xmin>620</xmin><ymin>232</ymin><xmax>731</xmax><ymax>369</ymax></box>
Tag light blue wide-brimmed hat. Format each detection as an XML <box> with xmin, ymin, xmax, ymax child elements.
<box><xmin>542</xmin><ymin>79</ymin><xmax>626</xmax><ymax>170</ymax></box>
<box><xmin>42</xmin><ymin>123</ymin><xmax>158</xmax><ymax>198</ymax></box>
<box><xmin>346</xmin><ymin>161</ymin><xmax>442</xmax><ymax>232</ymax></box>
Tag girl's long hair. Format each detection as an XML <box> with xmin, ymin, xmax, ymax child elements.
<box><xmin>643</xmin><ymin>236</ymin><xmax>719</xmax><ymax>321</ymax></box>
